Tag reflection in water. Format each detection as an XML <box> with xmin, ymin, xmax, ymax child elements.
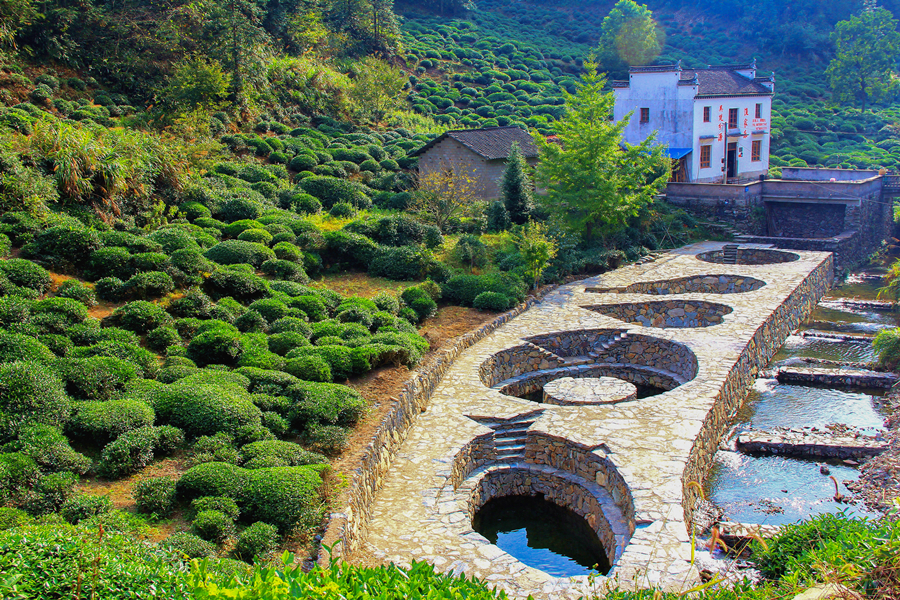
<box><xmin>706</xmin><ymin>451</ymin><xmax>877</xmax><ymax>526</ymax></box>
<box><xmin>735</xmin><ymin>378</ymin><xmax>888</xmax><ymax>433</ymax></box>
<box><xmin>772</xmin><ymin>334</ymin><xmax>877</xmax><ymax>364</ymax></box>
<box><xmin>473</xmin><ymin>495</ymin><xmax>610</xmax><ymax>577</ymax></box>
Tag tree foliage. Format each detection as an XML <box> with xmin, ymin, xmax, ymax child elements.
<box><xmin>413</xmin><ymin>166</ymin><xmax>480</xmax><ymax>233</ymax></box>
<box><xmin>826</xmin><ymin>3</ymin><xmax>900</xmax><ymax>110</ymax></box>
<box><xmin>514</xmin><ymin>221</ymin><xmax>557</xmax><ymax>290</ymax></box>
<box><xmin>597</xmin><ymin>0</ymin><xmax>662</xmax><ymax>74</ymax></box>
<box><xmin>501</xmin><ymin>142</ymin><xmax>534</xmax><ymax>225</ymax></box>
<box><xmin>535</xmin><ymin>60</ymin><xmax>669</xmax><ymax>241</ymax></box>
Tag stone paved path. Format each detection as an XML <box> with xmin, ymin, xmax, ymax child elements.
<box><xmin>361</xmin><ymin>243</ymin><xmax>832</xmax><ymax>599</ymax></box>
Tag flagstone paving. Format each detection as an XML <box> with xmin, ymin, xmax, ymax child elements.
<box><xmin>360</xmin><ymin>242</ymin><xmax>833</xmax><ymax>599</ymax></box>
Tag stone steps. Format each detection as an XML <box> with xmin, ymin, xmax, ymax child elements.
<box><xmin>820</xmin><ymin>298</ymin><xmax>896</xmax><ymax>312</ymax></box>
<box><xmin>721</xmin><ymin>244</ymin><xmax>739</xmax><ymax>265</ymax></box>
<box><xmin>799</xmin><ymin>330</ymin><xmax>874</xmax><ymax>343</ymax></box>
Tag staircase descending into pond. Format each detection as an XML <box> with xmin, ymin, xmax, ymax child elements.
<box><xmin>722</xmin><ymin>244</ymin><xmax>739</xmax><ymax>264</ymax></box>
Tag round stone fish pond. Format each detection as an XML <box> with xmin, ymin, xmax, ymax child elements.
<box><xmin>587</xmin><ymin>274</ymin><xmax>766</xmax><ymax>295</ymax></box>
<box><xmin>696</xmin><ymin>248</ymin><xmax>800</xmax><ymax>265</ymax></box>
<box><xmin>583</xmin><ymin>300</ymin><xmax>733</xmax><ymax>328</ymax></box>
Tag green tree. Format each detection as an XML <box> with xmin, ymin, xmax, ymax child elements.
<box><xmin>598</xmin><ymin>0</ymin><xmax>662</xmax><ymax>73</ymax></box>
<box><xmin>514</xmin><ymin>221</ymin><xmax>557</xmax><ymax>290</ymax></box>
<box><xmin>0</xmin><ymin>0</ymin><xmax>37</xmax><ymax>47</ymax></box>
<box><xmin>826</xmin><ymin>3</ymin><xmax>900</xmax><ymax>110</ymax></box>
<box><xmin>501</xmin><ymin>142</ymin><xmax>534</xmax><ymax>225</ymax></box>
<box><xmin>348</xmin><ymin>56</ymin><xmax>407</xmax><ymax>123</ymax></box>
<box><xmin>535</xmin><ymin>59</ymin><xmax>669</xmax><ymax>242</ymax></box>
<box><xmin>157</xmin><ymin>56</ymin><xmax>231</xmax><ymax>115</ymax></box>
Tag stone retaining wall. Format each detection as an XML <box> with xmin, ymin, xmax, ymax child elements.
<box><xmin>498</xmin><ymin>364</ymin><xmax>682</xmax><ymax>399</ymax></box>
<box><xmin>680</xmin><ymin>253</ymin><xmax>834</xmax><ymax>528</ymax></box>
<box><xmin>318</xmin><ymin>287</ymin><xmax>557</xmax><ymax>564</ymax></box>
<box><xmin>776</xmin><ymin>367</ymin><xmax>898</xmax><ymax>389</ymax></box>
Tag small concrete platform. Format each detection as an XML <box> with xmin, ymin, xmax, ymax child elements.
<box><xmin>736</xmin><ymin>426</ymin><xmax>887</xmax><ymax>459</ymax></box>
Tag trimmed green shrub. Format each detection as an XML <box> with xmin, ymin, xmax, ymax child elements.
<box><xmin>56</xmin><ymin>280</ymin><xmax>97</xmax><ymax>307</ymax></box>
<box><xmin>400</xmin><ymin>286</ymin><xmax>437</xmax><ymax>323</ymax></box>
<box><xmin>0</xmin><ymin>259</ymin><xmax>51</xmax><ymax>293</ymax></box>
<box><xmin>242</xmin><ymin>440</ymin><xmax>326</xmax><ymax>469</ymax></box>
<box><xmin>0</xmin><ymin>361</ymin><xmax>70</xmax><ymax>438</ymax></box>
<box><xmin>97</xmin><ymin>425</ymin><xmax>184</xmax><ymax>478</ymax></box>
<box><xmin>442</xmin><ymin>272</ymin><xmax>526</xmax><ymax>306</ymax></box>
<box><xmin>165</xmin><ymin>532</ymin><xmax>217</xmax><ymax>558</ymax></box>
<box><xmin>305</xmin><ymin>424</ymin><xmax>350</xmax><ymax>456</ymax></box>
<box><xmin>88</xmin><ymin>247</ymin><xmax>134</xmax><ymax>281</ymax></box>
<box><xmin>206</xmin><ymin>240</ymin><xmax>276</xmax><ymax>268</ymax></box>
<box><xmin>272</xmin><ymin>241</ymin><xmax>302</xmax><ymax>263</ymax></box>
<box><xmin>234</xmin><ymin>310</ymin><xmax>269</xmax><ymax>333</ymax></box>
<box><xmin>223</xmin><ymin>219</ymin><xmax>265</xmax><ymax>238</ymax></box>
<box><xmin>287</xmin><ymin>295</ymin><xmax>327</xmax><ymax>322</ymax></box>
<box><xmin>234</xmin><ymin>521</ymin><xmax>279</xmax><ymax>563</ymax></box>
<box><xmin>268</xmin><ymin>332</ymin><xmax>311</xmax><ymax>356</ymax></box>
<box><xmin>261</xmin><ymin>259</ymin><xmax>309</xmax><ymax>283</ymax></box>
<box><xmin>24</xmin><ymin>471</ymin><xmax>77</xmax><ymax>515</ymax></box>
<box><xmin>192</xmin><ymin>509</ymin><xmax>233</xmax><ymax>543</ymax></box>
<box><xmin>244</xmin><ymin>466</ymin><xmax>324</xmax><ymax>532</ymax></box>
<box><xmin>205</xmin><ymin>267</ymin><xmax>269</xmax><ymax>302</ymax></box>
<box><xmin>0</xmin><ymin>332</ymin><xmax>55</xmax><ymax>363</ymax></box>
<box><xmin>0</xmin><ymin>507</ymin><xmax>31</xmax><ymax>530</ymax></box>
<box><xmin>290</xmin><ymin>193</ymin><xmax>322</xmax><ymax>214</ymax></box>
<box><xmin>124</xmin><ymin>271</ymin><xmax>175</xmax><ymax>299</ymax></box>
<box><xmin>69</xmin><ymin>340</ymin><xmax>158</xmax><ymax>378</ymax></box>
<box><xmin>133</xmin><ymin>477</ymin><xmax>177</xmax><ymax>517</ymax></box>
<box><xmin>23</xmin><ymin>226</ymin><xmax>102</xmax><ymax>269</ymax></box>
<box><xmin>53</xmin><ymin>356</ymin><xmax>139</xmax><ymax>400</ymax></box>
<box><xmin>286</xmin><ymin>381</ymin><xmax>366</xmax><ymax>430</ymax></box>
<box><xmin>9</xmin><ymin>424</ymin><xmax>91</xmax><ymax>473</ymax></box>
<box><xmin>147</xmin><ymin>326</ymin><xmax>182</xmax><ymax>352</ymax></box>
<box><xmin>237</xmin><ymin>228</ymin><xmax>274</xmax><ymax>245</ymax></box>
<box><xmin>299</xmin><ymin>176</ymin><xmax>371</xmax><ymax>209</ymax></box>
<box><xmin>95</xmin><ymin>277</ymin><xmax>125</xmax><ymax>301</ymax></box>
<box><xmin>189</xmin><ymin>432</ymin><xmax>241</xmax><ymax>466</ymax></box>
<box><xmin>155</xmin><ymin>382</ymin><xmax>263</xmax><ymax>438</ymax></box>
<box><xmin>177</xmin><ymin>461</ymin><xmax>251</xmax><ymax>501</ymax></box>
<box><xmin>192</xmin><ymin>495</ymin><xmax>240</xmax><ymax>520</ymax></box>
<box><xmin>69</xmin><ymin>398</ymin><xmax>155</xmax><ymax>440</ymax></box>
<box><xmin>131</xmin><ymin>251</ymin><xmax>172</xmax><ymax>272</ymax></box>
<box><xmin>60</xmin><ymin>494</ymin><xmax>112</xmax><ymax>524</ymax></box>
<box><xmin>187</xmin><ymin>324</ymin><xmax>244</xmax><ymax>366</ymax></box>
<box><xmin>106</xmin><ymin>301</ymin><xmax>173</xmax><ymax>333</ymax></box>
<box><xmin>473</xmin><ymin>291</ymin><xmax>511</xmax><ymax>311</ymax></box>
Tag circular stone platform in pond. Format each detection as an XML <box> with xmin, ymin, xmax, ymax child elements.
<box><xmin>543</xmin><ymin>376</ymin><xmax>637</xmax><ymax>405</ymax></box>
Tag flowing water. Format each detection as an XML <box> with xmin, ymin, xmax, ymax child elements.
<box><xmin>707</xmin><ymin>271</ymin><xmax>893</xmax><ymax>525</ymax></box>
<box><xmin>472</xmin><ymin>495</ymin><xmax>611</xmax><ymax>577</ymax></box>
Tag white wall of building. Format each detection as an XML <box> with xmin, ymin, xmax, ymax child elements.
<box><xmin>691</xmin><ymin>95</ymin><xmax>772</xmax><ymax>182</ymax></box>
<box><xmin>613</xmin><ymin>67</ymin><xmax>773</xmax><ymax>183</ymax></box>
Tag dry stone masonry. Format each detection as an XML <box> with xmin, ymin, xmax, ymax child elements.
<box><xmin>542</xmin><ymin>377</ymin><xmax>638</xmax><ymax>405</ymax></box>
<box><xmin>587</xmin><ymin>274</ymin><xmax>766</xmax><ymax>295</ymax></box>
<box><xmin>328</xmin><ymin>242</ymin><xmax>832</xmax><ymax>599</ymax></box>
<box><xmin>583</xmin><ymin>300</ymin><xmax>734</xmax><ymax>328</ymax></box>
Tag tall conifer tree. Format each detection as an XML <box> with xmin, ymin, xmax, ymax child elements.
<box><xmin>501</xmin><ymin>142</ymin><xmax>534</xmax><ymax>225</ymax></box>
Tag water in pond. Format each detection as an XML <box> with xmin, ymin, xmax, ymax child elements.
<box><xmin>734</xmin><ymin>378</ymin><xmax>888</xmax><ymax>434</ymax></box>
<box><xmin>707</xmin><ymin>452</ymin><xmax>875</xmax><ymax>526</ymax></box>
<box><xmin>772</xmin><ymin>334</ymin><xmax>878</xmax><ymax>364</ymax></box>
<box><xmin>707</xmin><ymin>273</ymin><xmax>889</xmax><ymax>525</ymax></box>
<box><xmin>472</xmin><ymin>495</ymin><xmax>610</xmax><ymax>577</ymax></box>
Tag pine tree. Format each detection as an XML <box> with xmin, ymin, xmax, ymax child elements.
<box><xmin>501</xmin><ymin>142</ymin><xmax>534</xmax><ymax>225</ymax></box>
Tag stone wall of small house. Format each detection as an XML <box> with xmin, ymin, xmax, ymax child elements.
<box><xmin>680</xmin><ymin>252</ymin><xmax>834</xmax><ymax>528</ymax></box>
<box><xmin>765</xmin><ymin>202</ymin><xmax>846</xmax><ymax>238</ymax></box>
<box><xmin>417</xmin><ymin>138</ymin><xmax>537</xmax><ymax>200</ymax></box>
<box><xmin>317</xmin><ymin>286</ymin><xmax>557</xmax><ymax>565</ymax></box>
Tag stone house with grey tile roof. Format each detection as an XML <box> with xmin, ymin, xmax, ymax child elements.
<box><xmin>410</xmin><ymin>126</ymin><xmax>539</xmax><ymax>199</ymax></box>
<box><xmin>612</xmin><ymin>61</ymin><xmax>775</xmax><ymax>183</ymax></box>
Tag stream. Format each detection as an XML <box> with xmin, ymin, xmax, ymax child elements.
<box><xmin>706</xmin><ymin>268</ymin><xmax>893</xmax><ymax>526</ymax></box>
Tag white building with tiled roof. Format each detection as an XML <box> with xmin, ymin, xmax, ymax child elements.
<box><xmin>612</xmin><ymin>61</ymin><xmax>775</xmax><ymax>183</ymax></box>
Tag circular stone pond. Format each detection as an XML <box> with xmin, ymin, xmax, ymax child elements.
<box><xmin>583</xmin><ymin>300</ymin><xmax>733</xmax><ymax>328</ymax></box>
<box><xmin>611</xmin><ymin>274</ymin><xmax>766</xmax><ymax>295</ymax></box>
<box><xmin>696</xmin><ymin>248</ymin><xmax>799</xmax><ymax>265</ymax></box>
<box><xmin>543</xmin><ymin>376</ymin><xmax>637</xmax><ymax>405</ymax></box>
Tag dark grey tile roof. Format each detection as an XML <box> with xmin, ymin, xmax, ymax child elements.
<box><xmin>680</xmin><ymin>68</ymin><xmax>772</xmax><ymax>97</ymax></box>
<box><xmin>409</xmin><ymin>126</ymin><xmax>539</xmax><ymax>160</ymax></box>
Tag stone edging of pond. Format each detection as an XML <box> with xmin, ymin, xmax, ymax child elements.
<box><xmin>317</xmin><ymin>285</ymin><xmax>560</xmax><ymax>565</ymax></box>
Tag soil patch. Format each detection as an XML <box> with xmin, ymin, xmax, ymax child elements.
<box><xmin>850</xmin><ymin>390</ymin><xmax>900</xmax><ymax>513</ymax></box>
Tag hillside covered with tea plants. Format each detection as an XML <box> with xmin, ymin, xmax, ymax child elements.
<box><xmin>0</xmin><ymin>0</ymin><xmax>899</xmax><ymax>591</ymax></box>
